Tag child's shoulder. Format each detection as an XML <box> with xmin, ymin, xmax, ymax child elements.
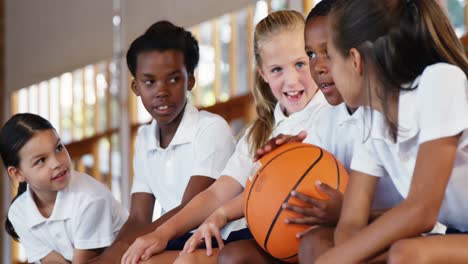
<box><xmin>8</xmin><ymin>190</ymin><xmax>29</xmax><ymax>222</ymax></box>
<box><xmin>67</xmin><ymin>171</ymin><xmax>112</xmax><ymax>200</ymax></box>
<box><xmin>421</xmin><ymin>63</ymin><xmax>466</xmax><ymax>81</ymax></box>
<box><xmin>197</xmin><ymin>109</ymin><xmax>231</xmax><ymax>131</ymax></box>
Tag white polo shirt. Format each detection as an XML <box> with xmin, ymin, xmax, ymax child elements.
<box><xmin>223</xmin><ymin>91</ymin><xmax>330</xmax><ymax>187</ymax></box>
<box><xmin>313</xmin><ymin>104</ymin><xmax>402</xmax><ymax>209</ymax></box>
<box><xmin>351</xmin><ymin>63</ymin><xmax>468</xmax><ymax>231</ymax></box>
<box><xmin>131</xmin><ymin>102</ymin><xmax>235</xmax><ymax>215</ymax></box>
<box><xmin>8</xmin><ymin>171</ymin><xmax>129</xmax><ymax>262</ymax></box>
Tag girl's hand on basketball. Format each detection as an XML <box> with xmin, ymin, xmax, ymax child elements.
<box><xmin>121</xmin><ymin>229</ymin><xmax>169</xmax><ymax>264</ymax></box>
<box><xmin>283</xmin><ymin>181</ymin><xmax>343</xmax><ymax>235</ymax></box>
<box><xmin>182</xmin><ymin>207</ymin><xmax>228</xmax><ymax>256</ymax></box>
<box><xmin>253</xmin><ymin>131</ymin><xmax>307</xmax><ymax>161</ymax></box>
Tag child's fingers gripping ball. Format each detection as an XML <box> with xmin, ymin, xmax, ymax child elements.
<box><xmin>243</xmin><ymin>142</ymin><xmax>349</xmax><ymax>262</ymax></box>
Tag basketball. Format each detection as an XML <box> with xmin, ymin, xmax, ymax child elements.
<box><xmin>243</xmin><ymin>142</ymin><xmax>349</xmax><ymax>262</ymax></box>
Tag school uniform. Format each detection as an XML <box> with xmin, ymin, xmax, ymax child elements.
<box><xmin>350</xmin><ymin>63</ymin><xmax>468</xmax><ymax>232</ymax></box>
<box><xmin>223</xmin><ymin>91</ymin><xmax>330</xmax><ymax>188</ymax></box>
<box><xmin>8</xmin><ymin>171</ymin><xmax>128</xmax><ymax>263</ymax></box>
<box><xmin>131</xmin><ymin>102</ymin><xmax>243</xmax><ymax>242</ymax></box>
<box><xmin>313</xmin><ymin>103</ymin><xmax>402</xmax><ymax>209</ymax></box>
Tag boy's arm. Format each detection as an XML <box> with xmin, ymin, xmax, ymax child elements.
<box><xmin>72</xmin><ymin>248</ymin><xmax>103</xmax><ymax>264</ymax></box>
<box><xmin>89</xmin><ymin>176</ymin><xmax>214</xmax><ymax>263</ymax></box>
<box><xmin>136</xmin><ymin>175</ymin><xmax>216</xmax><ymax>234</ymax></box>
<box><xmin>41</xmin><ymin>251</ymin><xmax>70</xmax><ymax>264</ymax></box>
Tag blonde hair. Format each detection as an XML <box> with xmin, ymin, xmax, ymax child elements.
<box><xmin>246</xmin><ymin>10</ymin><xmax>305</xmax><ymax>155</ymax></box>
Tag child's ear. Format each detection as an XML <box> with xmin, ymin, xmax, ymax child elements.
<box><xmin>130</xmin><ymin>79</ymin><xmax>140</xmax><ymax>96</ymax></box>
<box><xmin>349</xmin><ymin>48</ymin><xmax>363</xmax><ymax>76</ymax></box>
<box><xmin>187</xmin><ymin>75</ymin><xmax>195</xmax><ymax>91</ymax></box>
<box><xmin>7</xmin><ymin>166</ymin><xmax>26</xmax><ymax>184</ymax></box>
<box><xmin>257</xmin><ymin>67</ymin><xmax>268</xmax><ymax>84</ymax></box>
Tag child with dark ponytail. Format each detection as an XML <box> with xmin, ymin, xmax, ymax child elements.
<box><xmin>1</xmin><ymin>113</ymin><xmax>128</xmax><ymax>263</ymax></box>
<box><xmin>313</xmin><ymin>0</ymin><xmax>468</xmax><ymax>263</ymax></box>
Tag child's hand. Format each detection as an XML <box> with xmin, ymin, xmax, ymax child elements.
<box><xmin>121</xmin><ymin>229</ymin><xmax>170</xmax><ymax>264</ymax></box>
<box><xmin>253</xmin><ymin>131</ymin><xmax>307</xmax><ymax>161</ymax></box>
<box><xmin>283</xmin><ymin>181</ymin><xmax>343</xmax><ymax>237</ymax></box>
<box><xmin>182</xmin><ymin>208</ymin><xmax>228</xmax><ymax>256</ymax></box>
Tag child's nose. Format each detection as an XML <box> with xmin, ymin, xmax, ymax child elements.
<box><xmin>314</xmin><ymin>57</ymin><xmax>328</xmax><ymax>75</ymax></box>
<box><xmin>50</xmin><ymin>155</ymin><xmax>62</xmax><ymax>170</ymax></box>
<box><xmin>155</xmin><ymin>86</ymin><xmax>169</xmax><ymax>99</ymax></box>
<box><xmin>286</xmin><ymin>70</ymin><xmax>300</xmax><ymax>87</ymax></box>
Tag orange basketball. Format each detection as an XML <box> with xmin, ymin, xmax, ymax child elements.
<box><xmin>243</xmin><ymin>142</ymin><xmax>349</xmax><ymax>263</ymax></box>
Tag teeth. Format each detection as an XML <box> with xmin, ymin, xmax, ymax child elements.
<box><xmin>158</xmin><ymin>105</ymin><xmax>169</xmax><ymax>110</ymax></box>
<box><xmin>286</xmin><ymin>91</ymin><xmax>300</xmax><ymax>96</ymax></box>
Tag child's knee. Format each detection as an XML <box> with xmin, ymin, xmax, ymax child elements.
<box><xmin>299</xmin><ymin>227</ymin><xmax>334</xmax><ymax>262</ymax></box>
<box><xmin>174</xmin><ymin>253</ymin><xmax>197</xmax><ymax>264</ymax></box>
<box><xmin>388</xmin><ymin>239</ymin><xmax>428</xmax><ymax>264</ymax></box>
<box><xmin>218</xmin><ymin>243</ymin><xmax>248</xmax><ymax>264</ymax></box>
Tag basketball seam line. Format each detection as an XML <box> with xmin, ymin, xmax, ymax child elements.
<box><xmin>263</xmin><ymin>148</ymin><xmax>324</xmax><ymax>260</ymax></box>
<box><xmin>244</xmin><ymin>146</ymin><xmax>315</xmax><ymax>222</ymax></box>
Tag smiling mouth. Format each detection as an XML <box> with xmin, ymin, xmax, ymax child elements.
<box><xmin>52</xmin><ymin>170</ymin><xmax>67</xmax><ymax>181</ymax></box>
<box><xmin>284</xmin><ymin>90</ymin><xmax>304</xmax><ymax>99</ymax></box>
<box><xmin>153</xmin><ymin>104</ymin><xmax>175</xmax><ymax>115</ymax></box>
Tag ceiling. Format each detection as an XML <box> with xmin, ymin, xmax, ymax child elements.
<box><xmin>5</xmin><ymin>0</ymin><xmax>257</xmax><ymax>93</ymax></box>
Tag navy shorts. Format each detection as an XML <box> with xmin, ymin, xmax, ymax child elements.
<box><xmin>166</xmin><ymin>228</ymin><xmax>253</xmax><ymax>250</ymax></box>
<box><xmin>446</xmin><ymin>228</ymin><xmax>468</xmax><ymax>234</ymax></box>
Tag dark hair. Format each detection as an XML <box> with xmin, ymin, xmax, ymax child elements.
<box><xmin>306</xmin><ymin>0</ymin><xmax>337</xmax><ymax>22</ymax></box>
<box><xmin>0</xmin><ymin>113</ymin><xmax>55</xmax><ymax>241</ymax></box>
<box><xmin>329</xmin><ymin>0</ymin><xmax>468</xmax><ymax>139</ymax></box>
<box><xmin>126</xmin><ymin>20</ymin><xmax>200</xmax><ymax>77</ymax></box>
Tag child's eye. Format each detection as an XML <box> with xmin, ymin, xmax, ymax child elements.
<box><xmin>307</xmin><ymin>51</ymin><xmax>317</xmax><ymax>59</ymax></box>
<box><xmin>168</xmin><ymin>76</ymin><xmax>180</xmax><ymax>84</ymax></box>
<box><xmin>271</xmin><ymin>67</ymin><xmax>282</xmax><ymax>73</ymax></box>
<box><xmin>35</xmin><ymin>158</ymin><xmax>45</xmax><ymax>166</ymax></box>
<box><xmin>143</xmin><ymin>80</ymin><xmax>155</xmax><ymax>86</ymax></box>
<box><xmin>56</xmin><ymin>144</ymin><xmax>64</xmax><ymax>152</ymax></box>
<box><xmin>296</xmin><ymin>62</ymin><xmax>306</xmax><ymax>69</ymax></box>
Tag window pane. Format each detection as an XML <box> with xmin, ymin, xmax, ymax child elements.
<box><xmin>218</xmin><ymin>15</ymin><xmax>231</xmax><ymax>102</ymax></box>
<box><xmin>28</xmin><ymin>85</ymin><xmax>38</xmax><ymax>115</ymax></box>
<box><xmin>236</xmin><ymin>9</ymin><xmax>250</xmax><ymax>95</ymax></box>
<box><xmin>446</xmin><ymin>0</ymin><xmax>466</xmax><ymax>36</ymax></box>
<box><xmin>198</xmin><ymin>21</ymin><xmax>216</xmax><ymax>107</ymax></box>
<box><xmin>84</xmin><ymin>65</ymin><xmax>96</xmax><ymax>137</ymax></box>
<box><xmin>271</xmin><ymin>0</ymin><xmax>289</xmax><ymax>11</ymax></box>
<box><xmin>49</xmin><ymin>78</ymin><xmax>60</xmax><ymax>132</ymax></box>
<box><xmin>60</xmin><ymin>73</ymin><xmax>73</xmax><ymax>143</ymax></box>
<box><xmin>38</xmin><ymin>82</ymin><xmax>49</xmax><ymax>119</ymax></box>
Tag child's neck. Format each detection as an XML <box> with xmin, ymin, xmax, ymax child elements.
<box><xmin>32</xmin><ymin>190</ymin><xmax>57</xmax><ymax>218</ymax></box>
<box><xmin>158</xmin><ymin>106</ymin><xmax>186</xmax><ymax>149</ymax></box>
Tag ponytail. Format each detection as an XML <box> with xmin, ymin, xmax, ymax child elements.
<box><xmin>246</xmin><ymin>72</ymin><xmax>277</xmax><ymax>155</ymax></box>
<box><xmin>329</xmin><ymin>0</ymin><xmax>468</xmax><ymax>140</ymax></box>
<box><xmin>415</xmin><ymin>0</ymin><xmax>468</xmax><ymax>75</ymax></box>
<box><xmin>5</xmin><ymin>182</ymin><xmax>27</xmax><ymax>241</ymax></box>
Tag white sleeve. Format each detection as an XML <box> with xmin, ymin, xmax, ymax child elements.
<box><xmin>221</xmin><ymin>132</ymin><xmax>254</xmax><ymax>188</ymax></box>
<box><xmin>131</xmin><ymin>129</ymin><xmax>152</xmax><ymax>194</ymax></box>
<box><xmin>350</xmin><ymin>140</ymin><xmax>385</xmax><ymax>177</ymax></box>
<box><xmin>191</xmin><ymin>119</ymin><xmax>235</xmax><ymax>178</ymax></box>
<box><xmin>418</xmin><ymin>64</ymin><xmax>468</xmax><ymax>144</ymax></box>
<box><xmin>8</xmin><ymin>210</ymin><xmax>52</xmax><ymax>262</ymax></box>
<box><xmin>73</xmin><ymin>197</ymin><xmax>116</xmax><ymax>249</ymax></box>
